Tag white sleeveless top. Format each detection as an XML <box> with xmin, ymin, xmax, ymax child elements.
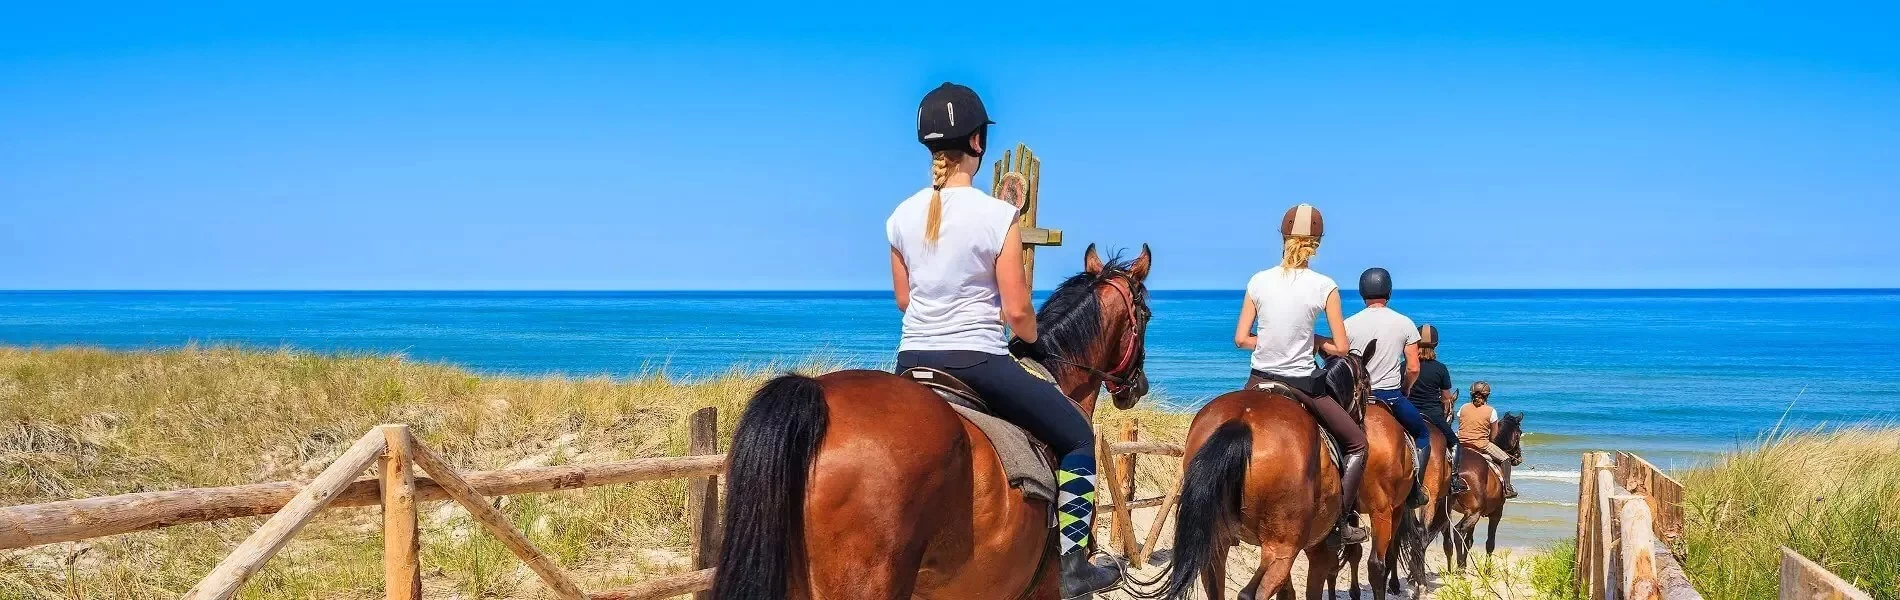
<box><xmin>1245</xmin><ymin>266</ymin><xmax>1340</xmax><ymax>377</ymax></box>
<box><xmin>886</xmin><ymin>186</ymin><xmax>1019</xmax><ymax>354</ymax></box>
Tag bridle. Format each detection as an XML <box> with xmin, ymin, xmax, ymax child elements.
<box><xmin>1044</xmin><ymin>272</ymin><xmax>1149</xmax><ymax>397</ymax></box>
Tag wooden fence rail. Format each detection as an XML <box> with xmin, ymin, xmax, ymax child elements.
<box><xmin>2</xmin><ymin>408</ymin><xmax>728</xmax><ymax>600</ymax></box>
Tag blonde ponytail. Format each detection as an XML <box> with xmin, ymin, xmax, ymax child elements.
<box><xmin>924</xmin><ymin>151</ymin><xmax>952</xmax><ymax>244</ymax></box>
<box><xmin>1281</xmin><ymin>235</ymin><xmax>1321</xmax><ymax>271</ymax></box>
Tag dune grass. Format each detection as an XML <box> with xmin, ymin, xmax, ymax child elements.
<box><xmin>0</xmin><ymin>345</ymin><xmax>1201</xmax><ymax>598</ymax></box>
<box><xmin>1677</xmin><ymin>426</ymin><xmax>1900</xmax><ymax>599</ymax></box>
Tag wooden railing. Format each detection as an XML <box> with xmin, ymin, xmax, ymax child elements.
<box><xmin>1096</xmin><ymin>418</ymin><xmax>1186</xmax><ymax>566</ymax></box>
<box><xmin>0</xmin><ymin>408</ymin><xmax>729</xmax><ymax>600</ymax></box>
<box><xmin>1575</xmin><ymin>451</ymin><xmax>1874</xmax><ymax>600</ymax></box>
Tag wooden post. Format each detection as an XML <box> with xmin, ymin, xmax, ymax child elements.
<box><xmin>1096</xmin><ymin>432</ymin><xmax>1139</xmax><ymax>558</ymax></box>
<box><xmin>1780</xmin><ymin>547</ymin><xmax>1874</xmax><ymax>600</ymax></box>
<box><xmin>1117</xmin><ymin>419</ymin><xmax>1139</xmax><ymax>519</ymax></box>
<box><xmin>405</xmin><ymin>433</ymin><xmax>588</xmax><ymax>600</ymax></box>
<box><xmin>1577</xmin><ymin>452</ymin><xmax>1599</xmax><ymax>596</ymax></box>
<box><xmin>1137</xmin><ymin>472</ymin><xmax>1183</xmax><ymax>566</ymax></box>
<box><xmin>379</xmin><ymin>425</ymin><xmax>421</xmax><ymax>600</ymax></box>
<box><xmin>1613</xmin><ymin>494</ymin><xmax>1661</xmax><ymax>600</ymax></box>
<box><xmin>991</xmin><ymin>143</ymin><xmax>1060</xmax><ymax>285</ymax></box>
<box><xmin>185</xmin><ymin>429</ymin><xmax>388</xmax><ymax>600</ymax></box>
<box><xmin>685</xmin><ymin>407</ymin><xmax>720</xmax><ymax>600</ymax></box>
<box><xmin>1596</xmin><ymin>462</ymin><xmax>1619</xmax><ymax>600</ymax></box>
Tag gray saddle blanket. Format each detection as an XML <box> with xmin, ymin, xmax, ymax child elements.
<box><xmin>944</xmin><ymin>402</ymin><xmax>1059</xmax><ymax>504</ymax></box>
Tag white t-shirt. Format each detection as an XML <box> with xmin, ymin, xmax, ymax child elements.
<box><xmin>1245</xmin><ymin>266</ymin><xmax>1339</xmax><ymax>377</ymax></box>
<box><xmin>886</xmin><ymin>186</ymin><xmax>1019</xmax><ymax>354</ymax></box>
<box><xmin>1344</xmin><ymin>305</ymin><xmax>1420</xmax><ymax>391</ymax></box>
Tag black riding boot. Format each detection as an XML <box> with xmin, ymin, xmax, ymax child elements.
<box><xmin>1501</xmin><ymin>460</ymin><xmax>1518</xmax><ymax>499</ymax></box>
<box><xmin>1060</xmin><ymin>549</ymin><xmax>1122</xmax><ymax>599</ymax></box>
<box><xmin>1336</xmin><ymin>450</ymin><xmax>1370</xmax><ymax>544</ymax></box>
<box><xmin>1407</xmin><ymin>449</ymin><xmax>1429</xmax><ymax>508</ymax></box>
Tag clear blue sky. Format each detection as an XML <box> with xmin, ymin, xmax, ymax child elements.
<box><xmin>2</xmin><ymin>3</ymin><xmax>1895</xmax><ymax>290</ymax></box>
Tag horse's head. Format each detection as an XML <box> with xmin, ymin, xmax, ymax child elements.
<box><xmin>1034</xmin><ymin>243</ymin><xmax>1153</xmax><ymax>414</ymax></box>
<box><xmin>1497</xmin><ymin>411</ymin><xmax>1526</xmax><ymax>462</ymax></box>
<box><xmin>1321</xmin><ymin>339</ymin><xmax>1377</xmax><ymax>417</ymax></box>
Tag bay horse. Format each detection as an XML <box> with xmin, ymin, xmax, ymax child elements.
<box><xmin>1142</xmin><ymin>341</ymin><xmax>1376</xmax><ymax>600</ymax></box>
<box><xmin>1330</xmin><ymin>402</ymin><xmax>1437</xmax><ymax>600</ymax></box>
<box><xmin>1449</xmin><ymin>412</ymin><xmax>1523</xmax><ymax>569</ymax></box>
<box><xmin>712</xmin><ymin>245</ymin><xmax>1152</xmax><ymax>599</ymax></box>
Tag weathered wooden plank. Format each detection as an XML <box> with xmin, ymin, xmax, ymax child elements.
<box><xmin>1106</xmin><ymin>440</ymin><xmax>1183</xmax><ymax>457</ymax></box>
<box><xmin>1650</xmin><ymin>539</ymin><xmax>1705</xmax><ymax>600</ymax></box>
<box><xmin>1577</xmin><ymin>452</ymin><xmax>1600</xmax><ymax>597</ymax></box>
<box><xmin>592</xmin><ymin>568</ymin><xmax>715</xmax><ymax>600</ymax></box>
<box><xmin>0</xmin><ymin>453</ymin><xmax>725</xmax><ymax>550</ymax></box>
<box><xmin>184</xmin><ymin>429</ymin><xmax>387</xmax><ymax>600</ymax></box>
<box><xmin>1098</xmin><ymin>497</ymin><xmax>1166</xmax><ymax>511</ymax></box>
<box><xmin>1779</xmin><ymin>547</ymin><xmax>1873</xmax><ymax>600</ymax></box>
<box><xmin>1613</xmin><ymin>494</ymin><xmax>1661</xmax><ymax>600</ymax></box>
<box><xmin>1020</xmin><ymin>227</ymin><xmax>1063</xmax><ymax>246</ymax></box>
<box><xmin>1595</xmin><ymin>457</ymin><xmax>1619</xmax><ymax>600</ymax></box>
<box><xmin>684</xmin><ymin>407</ymin><xmax>720</xmax><ymax>600</ymax></box>
<box><xmin>379</xmin><ymin>425</ymin><xmax>421</xmax><ymax>600</ymax></box>
<box><xmin>1117</xmin><ymin>420</ymin><xmax>1139</xmax><ymax>523</ymax></box>
<box><xmin>1097</xmin><ymin>432</ymin><xmax>1140</xmax><ymax>558</ymax></box>
<box><xmin>407</xmin><ymin>433</ymin><xmax>588</xmax><ymax>600</ymax></box>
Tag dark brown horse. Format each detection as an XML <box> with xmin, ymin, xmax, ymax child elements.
<box><xmin>1329</xmin><ymin>402</ymin><xmax>1435</xmax><ymax>600</ymax></box>
<box><xmin>711</xmin><ymin>245</ymin><xmax>1151</xmax><ymax>599</ymax></box>
<box><xmin>1449</xmin><ymin>412</ymin><xmax>1523</xmax><ymax>569</ymax></box>
<box><xmin>1142</xmin><ymin>341</ymin><xmax>1376</xmax><ymax>600</ymax></box>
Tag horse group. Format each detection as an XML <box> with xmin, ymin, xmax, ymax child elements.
<box><xmin>710</xmin><ymin>246</ymin><xmax>1524</xmax><ymax>599</ymax></box>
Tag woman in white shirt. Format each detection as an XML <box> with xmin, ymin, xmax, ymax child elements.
<box><xmin>1231</xmin><ymin>203</ymin><xmax>1369</xmax><ymax>544</ymax></box>
<box><xmin>887</xmin><ymin>82</ymin><xmax>1121</xmax><ymax>597</ymax></box>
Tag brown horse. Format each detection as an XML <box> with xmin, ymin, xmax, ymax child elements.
<box><xmin>1142</xmin><ymin>341</ymin><xmax>1376</xmax><ymax>600</ymax></box>
<box><xmin>711</xmin><ymin>245</ymin><xmax>1152</xmax><ymax>600</ymax></box>
<box><xmin>1449</xmin><ymin>412</ymin><xmax>1524</xmax><ymax>569</ymax></box>
<box><xmin>1329</xmin><ymin>402</ymin><xmax>1435</xmax><ymax>600</ymax></box>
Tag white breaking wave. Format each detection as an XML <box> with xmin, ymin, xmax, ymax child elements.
<box><xmin>1514</xmin><ymin>469</ymin><xmax>1582</xmax><ymax>483</ymax></box>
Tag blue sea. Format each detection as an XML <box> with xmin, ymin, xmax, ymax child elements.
<box><xmin>4</xmin><ymin>289</ymin><xmax>1898</xmax><ymax>548</ymax></box>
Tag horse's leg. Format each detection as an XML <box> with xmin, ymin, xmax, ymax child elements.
<box><xmin>803</xmin><ymin>489</ymin><xmax>929</xmax><ymax>599</ymax></box>
<box><xmin>1304</xmin><ymin>543</ymin><xmax>1339</xmax><ymax>600</ymax></box>
<box><xmin>1452</xmin><ymin>512</ymin><xmax>1478</xmax><ymax>570</ymax></box>
<box><xmin>1367</xmin><ymin>510</ymin><xmax>1394</xmax><ymax>600</ymax></box>
<box><xmin>1237</xmin><ymin>547</ymin><xmax>1294</xmax><ymax>600</ymax></box>
<box><xmin>1350</xmin><ymin>552</ymin><xmax>1362</xmax><ymax>600</ymax></box>
<box><xmin>1485</xmin><ymin>511</ymin><xmax>1502</xmax><ymax>556</ymax></box>
<box><xmin>1439</xmin><ymin>503</ymin><xmax>1455</xmax><ymax>567</ymax></box>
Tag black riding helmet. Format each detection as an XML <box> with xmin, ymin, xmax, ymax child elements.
<box><xmin>916</xmin><ymin>82</ymin><xmax>993</xmax><ymax>157</ymax></box>
<box><xmin>1359</xmin><ymin>267</ymin><xmax>1393</xmax><ymax>300</ymax></box>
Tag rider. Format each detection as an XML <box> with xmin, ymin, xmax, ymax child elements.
<box><xmin>1453</xmin><ymin>381</ymin><xmax>1518</xmax><ymax>499</ymax></box>
<box><xmin>1233</xmin><ymin>203</ymin><xmax>1369</xmax><ymax>544</ymax></box>
<box><xmin>885</xmin><ymin>82</ymin><xmax>1122</xmax><ymax>597</ymax></box>
<box><xmin>1333</xmin><ymin>267</ymin><xmax>1433</xmax><ymax>508</ymax></box>
<box><xmin>1409</xmin><ymin>324</ymin><xmax>1459</xmax><ymax>447</ymax></box>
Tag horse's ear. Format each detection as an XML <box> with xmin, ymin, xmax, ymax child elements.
<box><xmin>1083</xmin><ymin>243</ymin><xmax>1104</xmax><ymax>274</ymax></box>
<box><xmin>1359</xmin><ymin>338</ymin><xmax>1378</xmax><ymax>364</ymax></box>
<box><xmin>1129</xmin><ymin>244</ymin><xmax>1152</xmax><ymax>281</ymax></box>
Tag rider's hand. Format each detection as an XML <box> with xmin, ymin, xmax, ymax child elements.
<box><xmin>1008</xmin><ymin>337</ymin><xmax>1049</xmax><ymax>361</ymax></box>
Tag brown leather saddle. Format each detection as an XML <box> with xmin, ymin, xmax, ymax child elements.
<box><xmin>1252</xmin><ymin>380</ymin><xmax>1345</xmax><ymax>472</ymax></box>
<box><xmin>901</xmin><ymin>365</ymin><xmax>1060</xmax><ymax>504</ymax></box>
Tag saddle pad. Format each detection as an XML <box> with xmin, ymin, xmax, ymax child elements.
<box><xmin>1317</xmin><ymin>425</ymin><xmax>1342</xmax><ymax>472</ymax></box>
<box><xmin>945</xmin><ymin>400</ymin><xmax>1059</xmax><ymax>504</ymax></box>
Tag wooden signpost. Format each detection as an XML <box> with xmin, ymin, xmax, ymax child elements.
<box><xmin>992</xmin><ymin>143</ymin><xmax>1062</xmax><ymax>283</ymax></box>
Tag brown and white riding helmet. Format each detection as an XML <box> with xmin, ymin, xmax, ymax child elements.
<box><xmin>1280</xmin><ymin>203</ymin><xmax>1324</xmax><ymax>238</ymax></box>
<box><xmin>1418</xmin><ymin>324</ymin><xmax>1439</xmax><ymax>348</ymax></box>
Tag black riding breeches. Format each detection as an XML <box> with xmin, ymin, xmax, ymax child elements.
<box><xmin>897</xmin><ymin>350</ymin><xmax>1093</xmax><ymax>456</ymax></box>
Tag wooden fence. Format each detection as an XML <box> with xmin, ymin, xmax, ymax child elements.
<box><xmin>0</xmin><ymin>407</ymin><xmax>729</xmax><ymax>600</ymax></box>
<box><xmin>1575</xmin><ymin>451</ymin><xmax>1874</xmax><ymax>600</ymax></box>
<box><xmin>1095</xmin><ymin>419</ymin><xmax>1187</xmax><ymax>567</ymax></box>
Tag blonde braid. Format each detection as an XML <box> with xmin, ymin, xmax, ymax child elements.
<box><xmin>924</xmin><ymin>151</ymin><xmax>952</xmax><ymax>244</ymax></box>
<box><xmin>1281</xmin><ymin>235</ymin><xmax>1321</xmax><ymax>271</ymax></box>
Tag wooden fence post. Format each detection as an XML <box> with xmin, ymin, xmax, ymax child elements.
<box><xmin>686</xmin><ymin>407</ymin><xmax>721</xmax><ymax>600</ymax></box>
<box><xmin>1097</xmin><ymin>432</ymin><xmax>1139</xmax><ymax>558</ymax></box>
<box><xmin>1780</xmin><ymin>547</ymin><xmax>1875</xmax><ymax>600</ymax></box>
<box><xmin>405</xmin><ymin>433</ymin><xmax>588</xmax><ymax>600</ymax></box>
<box><xmin>1118</xmin><ymin>419</ymin><xmax>1139</xmax><ymax>515</ymax></box>
<box><xmin>1596</xmin><ymin>460</ymin><xmax>1619</xmax><ymax>600</ymax></box>
<box><xmin>379</xmin><ymin>425</ymin><xmax>421</xmax><ymax>600</ymax></box>
<box><xmin>185</xmin><ymin>429</ymin><xmax>388</xmax><ymax>600</ymax></box>
<box><xmin>1577</xmin><ymin>452</ymin><xmax>1599</xmax><ymax>596</ymax></box>
<box><xmin>1613</xmin><ymin>494</ymin><xmax>1661</xmax><ymax>600</ymax></box>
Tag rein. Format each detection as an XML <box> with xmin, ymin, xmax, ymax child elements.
<box><xmin>1041</xmin><ymin>274</ymin><xmax>1146</xmax><ymax>395</ymax></box>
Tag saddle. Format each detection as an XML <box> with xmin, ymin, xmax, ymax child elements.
<box><xmin>1252</xmin><ymin>380</ymin><xmax>1345</xmax><ymax>472</ymax></box>
<box><xmin>1368</xmin><ymin>397</ymin><xmax>1419</xmax><ymax>471</ymax></box>
<box><xmin>901</xmin><ymin>360</ymin><xmax>1060</xmax><ymax>505</ymax></box>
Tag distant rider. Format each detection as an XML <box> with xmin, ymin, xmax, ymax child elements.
<box><xmin>1233</xmin><ymin>203</ymin><xmax>1369</xmax><ymax>544</ymax></box>
<box><xmin>1453</xmin><ymin>381</ymin><xmax>1519</xmax><ymax>499</ymax></box>
<box><xmin>1330</xmin><ymin>267</ymin><xmax>1433</xmax><ymax>507</ymax></box>
<box><xmin>1408</xmin><ymin>324</ymin><xmax>1458</xmax><ymax>450</ymax></box>
<box><xmin>885</xmin><ymin>82</ymin><xmax>1121</xmax><ymax>597</ymax></box>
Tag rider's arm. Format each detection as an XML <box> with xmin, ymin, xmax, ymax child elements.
<box><xmin>1317</xmin><ymin>289</ymin><xmax>1350</xmax><ymax>356</ymax></box>
<box><xmin>889</xmin><ymin>246</ymin><xmax>910</xmax><ymax>313</ymax></box>
<box><xmin>1233</xmin><ymin>295</ymin><xmax>1258</xmax><ymax>350</ymax></box>
<box><xmin>1403</xmin><ymin>342</ymin><xmax>1421</xmax><ymax>393</ymax></box>
<box><xmin>1443</xmin><ymin>388</ymin><xmax>1458</xmax><ymax>405</ymax></box>
<box><xmin>995</xmin><ymin>223</ymin><xmax>1037</xmax><ymax>343</ymax></box>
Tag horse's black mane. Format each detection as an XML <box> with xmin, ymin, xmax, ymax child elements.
<box><xmin>1034</xmin><ymin>254</ymin><xmax>1144</xmax><ymax>360</ymax></box>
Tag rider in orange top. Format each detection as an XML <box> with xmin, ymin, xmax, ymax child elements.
<box><xmin>1453</xmin><ymin>381</ymin><xmax>1519</xmax><ymax>498</ymax></box>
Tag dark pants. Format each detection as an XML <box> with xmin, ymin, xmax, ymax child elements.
<box><xmin>1417</xmin><ymin>403</ymin><xmax>1454</xmax><ymax>440</ymax></box>
<box><xmin>1373</xmin><ymin>389</ymin><xmax>1432</xmax><ymax>455</ymax></box>
<box><xmin>896</xmin><ymin>350</ymin><xmax>1093</xmax><ymax>455</ymax></box>
<box><xmin>1244</xmin><ymin>370</ymin><xmax>1367</xmax><ymax>455</ymax></box>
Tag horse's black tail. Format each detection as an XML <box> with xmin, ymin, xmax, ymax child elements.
<box><xmin>711</xmin><ymin>374</ymin><xmax>828</xmax><ymax>600</ymax></box>
<box><xmin>1397</xmin><ymin>502</ymin><xmax>1429</xmax><ymax>590</ymax></box>
<box><xmin>1147</xmin><ymin>421</ymin><xmax>1252</xmax><ymax>600</ymax></box>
